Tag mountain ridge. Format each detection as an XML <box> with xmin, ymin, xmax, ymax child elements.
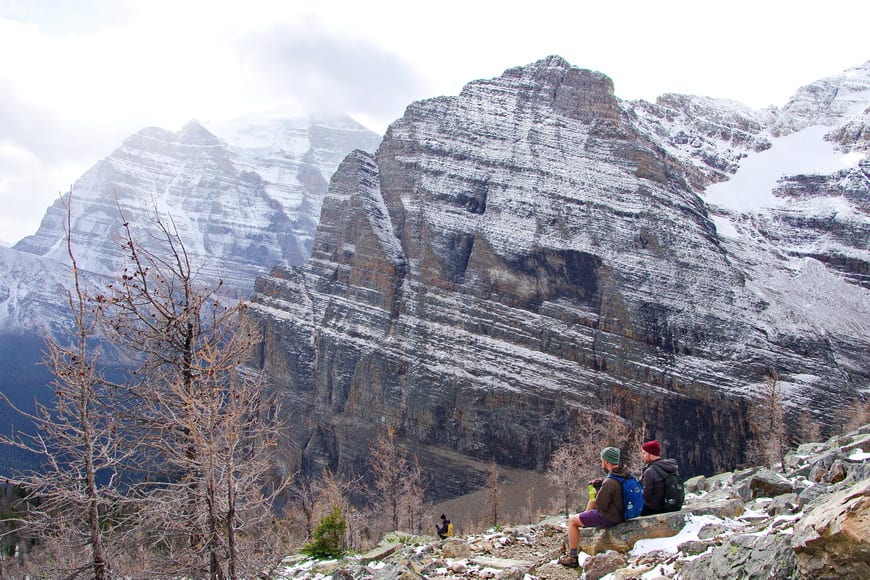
<box><xmin>12</xmin><ymin>115</ymin><xmax>382</xmax><ymax>292</ymax></box>
<box><xmin>245</xmin><ymin>56</ymin><xmax>868</xmax><ymax>493</ymax></box>
<box><xmin>1</xmin><ymin>56</ymin><xmax>867</xmax><ymax>499</ymax></box>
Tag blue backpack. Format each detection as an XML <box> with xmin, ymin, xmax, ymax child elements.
<box><xmin>607</xmin><ymin>473</ymin><xmax>644</xmax><ymax>520</ymax></box>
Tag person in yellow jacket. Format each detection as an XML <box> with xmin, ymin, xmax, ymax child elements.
<box><xmin>435</xmin><ymin>514</ymin><xmax>453</xmax><ymax>539</ymax></box>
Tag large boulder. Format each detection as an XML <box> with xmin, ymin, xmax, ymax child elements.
<box><xmin>583</xmin><ymin>550</ymin><xmax>628</xmax><ymax>580</ymax></box>
<box><xmin>791</xmin><ymin>477</ymin><xmax>870</xmax><ymax>579</ymax></box>
<box><xmin>577</xmin><ymin>499</ymin><xmax>744</xmax><ymax>555</ymax></box>
<box><xmin>468</xmin><ymin>556</ymin><xmax>535</xmax><ymax>579</ymax></box>
<box><xmin>748</xmin><ymin>469</ymin><xmax>795</xmax><ymax>498</ymax></box>
<box><xmin>678</xmin><ymin>533</ymin><xmax>796</xmax><ymax>580</ymax></box>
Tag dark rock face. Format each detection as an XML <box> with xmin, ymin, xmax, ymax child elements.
<box><xmin>248</xmin><ymin>56</ymin><xmax>868</xmax><ymax>498</ymax></box>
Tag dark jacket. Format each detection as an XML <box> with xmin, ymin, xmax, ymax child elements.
<box><xmin>597</xmin><ymin>465</ymin><xmax>630</xmax><ymax>524</ymax></box>
<box><xmin>641</xmin><ymin>458</ymin><xmax>679</xmax><ymax>514</ymax></box>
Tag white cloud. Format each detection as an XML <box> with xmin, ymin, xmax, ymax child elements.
<box><xmin>0</xmin><ymin>0</ymin><xmax>868</xmax><ymax>244</ymax></box>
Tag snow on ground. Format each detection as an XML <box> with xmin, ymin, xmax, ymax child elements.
<box><xmin>628</xmin><ymin>514</ymin><xmax>738</xmax><ymax>558</ymax></box>
<box><xmin>703</xmin><ymin>125</ymin><xmax>864</xmax><ymax>214</ymax></box>
<box><xmin>709</xmin><ymin>215</ymin><xmax>739</xmax><ymax>239</ymax></box>
<box><xmin>743</xmin><ymin>256</ymin><xmax>869</xmax><ymax>338</ymax></box>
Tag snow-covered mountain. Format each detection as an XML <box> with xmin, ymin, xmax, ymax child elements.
<box><xmin>11</xmin><ymin>115</ymin><xmax>381</xmax><ymax>292</ymax></box>
<box><xmin>0</xmin><ymin>56</ymin><xmax>867</xmax><ymax>492</ymax></box>
<box><xmin>246</xmin><ymin>56</ymin><xmax>869</xmax><ymax>491</ymax></box>
<box><xmin>0</xmin><ymin>245</ymin><xmax>82</xmax><ymax>335</ymax></box>
<box><xmin>0</xmin><ymin>115</ymin><xmax>381</xmax><ymax>460</ymax></box>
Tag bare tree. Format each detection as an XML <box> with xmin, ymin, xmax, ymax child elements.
<box><xmin>365</xmin><ymin>427</ymin><xmax>428</xmax><ymax>540</ymax></box>
<box><xmin>287</xmin><ymin>472</ymin><xmax>319</xmax><ymax>540</ymax></box>
<box><xmin>368</xmin><ymin>427</ymin><xmax>408</xmax><ymax>532</ymax></box>
<box><xmin>748</xmin><ymin>371</ymin><xmax>789</xmax><ymax>471</ymax></box>
<box><xmin>315</xmin><ymin>469</ymin><xmax>356</xmax><ymax>518</ymax></box>
<box><xmin>577</xmin><ymin>413</ymin><xmax>636</xmax><ymax>480</ymax></box>
<box><xmin>483</xmin><ymin>461</ymin><xmax>501</xmax><ymax>529</ymax></box>
<box><xmin>598</xmin><ymin>411</ymin><xmax>639</xmax><ymax>470</ymax></box>
<box><xmin>312</xmin><ymin>470</ymin><xmax>363</xmax><ymax>551</ymax></box>
<box><xmin>0</xmin><ymin>197</ymin><xmax>128</xmax><ymax>579</ymax></box>
<box><xmin>546</xmin><ymin>440</ymin><xmax>583</xmax><ymax>516</ymax></box>
<box><xmin>95</xmin><ymin>210</ymin><xmax>289</xmax><ymax>579</ymax></box>
<box><xmin>400</xmin><ymin>455</ymin><xmax>426</xmax><ymax>534</ymax></box>
<box><xmin>795</xmin><ymin>409</ymin><xmax>823</xmax><ymax>444</ymax></box>
<box><xmin>517</xmin><ymin>486</ymin><xmax>538</xmax><ymax>525</ymax></box>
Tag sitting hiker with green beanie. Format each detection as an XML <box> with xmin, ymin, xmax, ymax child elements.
<box><xmin>558</xmin><ymin>447</ymin><xmax>629</xmax><ymax>568</ymax></box>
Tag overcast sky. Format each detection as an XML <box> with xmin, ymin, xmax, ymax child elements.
<box><xmin>1</xmin><ymin>0</ymin><xmax>868</xmax><ymax>245</ymax></box>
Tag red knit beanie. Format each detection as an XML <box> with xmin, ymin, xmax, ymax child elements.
<box><xmin>642</xmin><ymin>440</ymin><xmax>661</xmax><ymax>456</ymax></box>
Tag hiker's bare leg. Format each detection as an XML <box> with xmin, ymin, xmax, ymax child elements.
<box><xmin>567</xmin><ymin>513</ymin><xmax>584</xmax><ymax>549</ymax></box>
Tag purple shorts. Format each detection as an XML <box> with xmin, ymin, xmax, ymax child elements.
<box><xmin>578</xmin><ymin>509</ymin><xmax>619</xmax><ymax>529</ymax></box>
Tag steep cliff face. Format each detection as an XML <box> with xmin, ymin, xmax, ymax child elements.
<box><xmin>248</xmin><ymin>56</ymin><xmax>868</xmax><ymax>496</ymax></box>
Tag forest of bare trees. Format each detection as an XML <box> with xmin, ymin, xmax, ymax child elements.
<box><xmin>1</xmin><ymin>203</ymin><xmax>295</xmax><ymax>578</ymax></box>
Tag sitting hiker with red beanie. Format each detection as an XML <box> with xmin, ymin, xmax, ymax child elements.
<box><xmin>640</xmin><ymin>440</ymin><xmax>683</xmax><ymax>515</ymax></box>
<box><xmin>558</xmin><ymin>447</ymin><xmax>628</xmax><ymax>568</ymax></box>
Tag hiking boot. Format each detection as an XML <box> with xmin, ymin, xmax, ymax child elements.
<box><xmin>558</xmin><ymin>553</ymin><xmax>579</xmax><ymax>568</ymax></box>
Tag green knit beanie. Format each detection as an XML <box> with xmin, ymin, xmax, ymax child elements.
<box><xmin>601</xmin><ymin>447</ymin><xmax>621</xmax><ymax>465</ymax></box>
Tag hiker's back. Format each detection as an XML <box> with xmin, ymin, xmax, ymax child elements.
<box><xmin>607</xmin><ymin>472</ymin><xmax>644</xmax><ymax>520</ymax></box>
<box><xmin>652</xmin><ymin>461</ymin><xmax>684</xmax><ymax>512</ymax></box>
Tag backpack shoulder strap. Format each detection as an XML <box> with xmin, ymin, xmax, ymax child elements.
<box><xmin>650</xmin><ymin>463</ymin><xmax>668</xmax><ymax>478</ymax></box>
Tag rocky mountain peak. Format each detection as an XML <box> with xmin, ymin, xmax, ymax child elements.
<box><xmin>177</xmin><ymin>119</ymin><xmax>223</xmax><ymax>146</ymax></box>
<box><xmin>11</xmin><ymin>115</ymin><xmax>382</xmax><ymax>294</ymax></box>
<box><xmin>248</xmin><ymin>56</ymin><xmax>868</xmax><ymax>497</ymax></box>
<box><xmin>131</xmin><ymin>125</ymin><xmax>175</xmax><ymax>142</ymax></box>
<box><xmin>772</xmin><ymin>59</ymin><xmax>870</xmax><ymax>136</ymax></box>
<box><xmin>466</xmin><ymin>55</ymin><xmax>620</xmax><ymax>124</ymax></box>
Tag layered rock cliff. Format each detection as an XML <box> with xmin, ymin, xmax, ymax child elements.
<box><xmin>249</xmin><ymin>56</ymin><xmax>869</xmax><ymax>497</ymax></box>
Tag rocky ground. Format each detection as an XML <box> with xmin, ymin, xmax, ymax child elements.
<box><xmin>272</xmin><ymin>424</ymin><xmax>870</xmax><ymax>579</ymax></box>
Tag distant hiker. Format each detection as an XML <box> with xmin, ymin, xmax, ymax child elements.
<box><xmin>558</xmin><ymin>447</ymin><xmax>629</xmax><ymax>568</ymax></box>
<box><xmin>435</xmin><ymin>514</ymin><xmax>452</xmax><ymax>539</ymax></box>
<box><xmin>640</xmin><ymin>440</ymin><xmax>684</xmax><ymax>514</ymax></box>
